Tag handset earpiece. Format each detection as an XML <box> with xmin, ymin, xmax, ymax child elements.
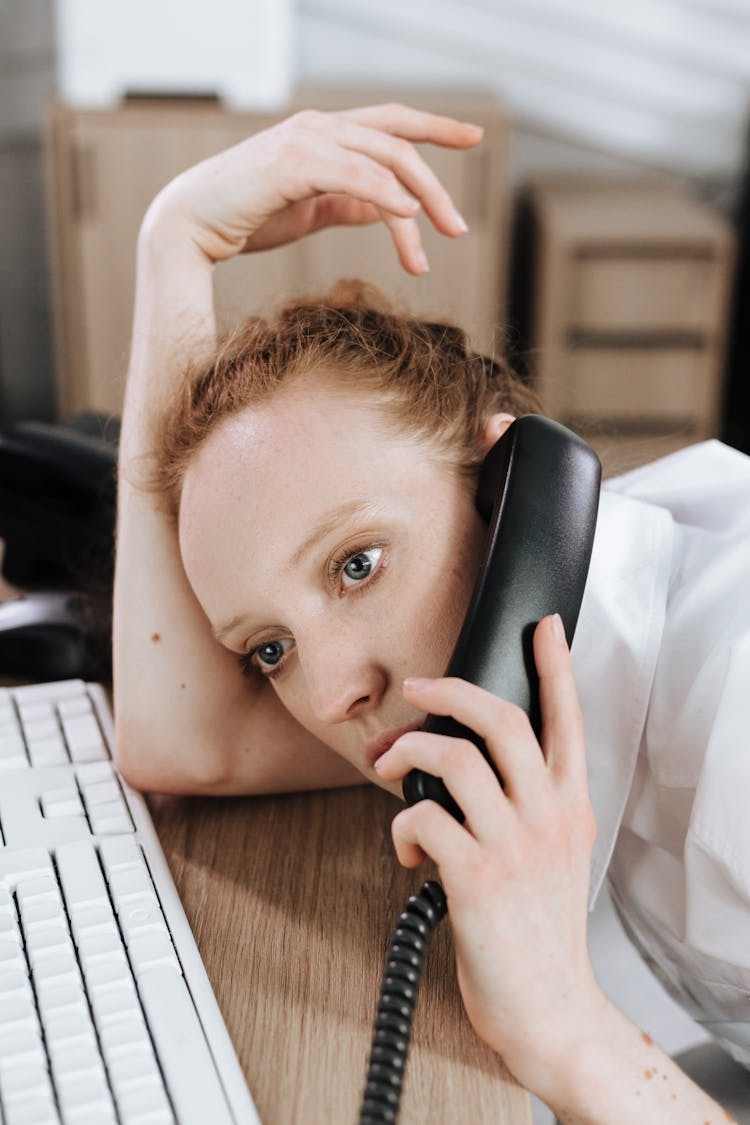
<box><xmin>402</xmin><ymin>414</ymin><xmax>601</xmax><ymax>821</ymax></box>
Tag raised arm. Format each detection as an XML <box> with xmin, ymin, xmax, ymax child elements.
<box><xmin>113</xmin><ymin>105</ymin><xmax>482</xmax><ymax>794</ymax></box>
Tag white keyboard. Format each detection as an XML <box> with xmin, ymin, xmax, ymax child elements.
<box><xmin>0</xmin><ymin>679</ymin><xmax>261</xmax><ymax>1125</ymax></box>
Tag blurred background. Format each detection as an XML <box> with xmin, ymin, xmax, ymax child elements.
<box><xmin>1</xmin><ymin>0</ymin><xmax>749</xmax><ymax>469</ymax></box>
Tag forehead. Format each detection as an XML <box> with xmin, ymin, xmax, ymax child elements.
<box><xmin>177</xmin><ymin>378</ymin><xmax>444</xmax><ymax>609</ymax></box>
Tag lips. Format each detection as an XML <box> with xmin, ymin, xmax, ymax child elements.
<box><xmin>364</xmin><ymin>724</ymin><xmax>421</xmax><ymax>768</ymax></box>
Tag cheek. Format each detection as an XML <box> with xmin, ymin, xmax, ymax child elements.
<box><xmin>398</xmin><ymin>514</ymin><xmax>486</xmax><ymax>675</ymax></box>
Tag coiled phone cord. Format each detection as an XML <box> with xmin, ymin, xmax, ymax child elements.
<box><xmin>358</xmin><ymin>880</ymin><xmax>447</xmax><ymax>1124</ymax></box>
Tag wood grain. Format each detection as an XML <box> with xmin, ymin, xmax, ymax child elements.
<box><xmin>149</xmin><ymin>785</ymin><xmax>531</xmax><ymax>1125</ymax></box>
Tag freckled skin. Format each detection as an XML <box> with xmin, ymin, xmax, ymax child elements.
<box><xmin>151</xmin><ymin>633</ymin><xmax>161</xmax><ymax>643</ymax></box>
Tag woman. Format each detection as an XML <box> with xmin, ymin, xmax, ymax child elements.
<box><xmin>114</xmin><ymin>104</ymin><xmax>749</xmax><ymax>1122</ymax></box>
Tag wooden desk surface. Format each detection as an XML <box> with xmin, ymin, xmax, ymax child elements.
<box><xmin>148</xmin><ymin>785</ymin><xmax>532</xmax><ymax>1125</ymax></box>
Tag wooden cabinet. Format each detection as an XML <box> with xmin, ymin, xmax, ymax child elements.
<box><xmin>45</xmin><ymin>93</ymin><xmax>511</xmax><ymax>418</ymax></box>
<box><xmin>521</xmin><ymin>177</ymin><xmax>735</xmax><ymax>474</ymax></box>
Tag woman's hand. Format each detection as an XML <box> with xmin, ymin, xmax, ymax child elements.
<box><xmin>145</xmin><ymin>104</ymin><xmax>482</xmax><ymax>275</ymax></box>
<box><xmin>374</xmin><ymin>613</ymin><xmax>604</xmax><ymax>1091</ymax></box>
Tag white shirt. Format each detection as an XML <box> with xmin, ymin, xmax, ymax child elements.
<box><xmin>571</xmin><ymin>439</ymin><xmax>750</xmax><ymax>1068</ymax></box>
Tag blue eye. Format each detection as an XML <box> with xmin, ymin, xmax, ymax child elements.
<box><xmin>341</xmin><ymin>547</ymin><xmax>383</xmax><ymax>588</ymax></box>
<box><xmin>242</xmin><ymin>637</ymin><xmax>295</xmax><ymax>678</ymax></box>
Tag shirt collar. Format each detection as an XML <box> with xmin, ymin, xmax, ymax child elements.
<box><xmin>572</xmin><ymin>488</ymin><xmax>674</xmax><ymax>908</ymax></box>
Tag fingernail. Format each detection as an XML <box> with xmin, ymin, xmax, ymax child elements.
<box><xmin>463</xmin><ymin>122</ymin><xmax>484</xmax><ymax>136</ymax></box>
<box><xmin>403</xmin><ymin>677</ymin><xmax>431</xmax><ymax>692</ymax></box>
<box><xmin>415</xmin><ymin>249</ymin><xmax>430</xmax><ymax>274</ymax></box>
<box><xmin>402</xmin><ymin>193</ymin><xmax>420</xmax><ymax>213</ymax></box>
<box><xmin>551</xmin><ymin>613</ymin><xmax>566</xmax><ymax>646</ymax></box>
<box><xmin>452</xmin><ymin>208</ymin><xmax>469</xmax><ymax>234</ymax></box>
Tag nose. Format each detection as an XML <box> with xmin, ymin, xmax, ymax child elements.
<box><xmin>302</xmin><ymin>634</ymin><xmax>388</xmax><ymax>726</ymax></box>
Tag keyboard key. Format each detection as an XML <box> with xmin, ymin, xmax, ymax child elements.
<box><xmin>84</xmin><ymin>958</ymin><xmax>133</xmax><ymax>994</ymax></box>
<box><xmin>17</xmin><ymin>701</ymin><xmax>55</xmax><ymax>724</ymax></box>
<box><xmin>89</xmin><ymin>801</ymin><xmax>132</xmax><ymax>836</ymax></box>
<box><xmin>36</xmin><ymin>977</ymin><xmax>87</xmax><ymax>1019</ymax></box>
<box><xmin>0</xmin><ymin>964</ymin><xmax>32</xmax><ymax>999</ymax></box>
<box><xmin>3</xmin><ymin>1093</ymin><xmax>59</xmax><ymax>1125</ymax></box>
<box><xmin>56</xmin><ymin>1069</ymin><xmax>114</xmax><ymax>1120</ymax></box>
<box><xmin>16</xmin><ymin>875</ymin><xmax>60</xmax><ymax>909</ymax></box>
<box><xmin>18</xmin><ymin>897</ymin><xmax>66</xmax><ymax>932</ymax></box>
<box><xmin>58</xmin><ymin>697</ymin><xmax>95</xmax><ymax>720</ymax></box>
<box><xmin>75</xmin><ymin>762</ymin><xmax>114</xmax><ymax>786</ymax></box>
<box><xmin>90</xmin><ymin>983</ymin><xmax>141</xmax><ymax>1027</ymax></box>
<box><xmin>12</xmin><ymin>680</ymin><xmax>85</xmax><ymax>704</ymax></box>
<box><xmin>40</xmin><ymin>788</ymin><xmax>85</xmax><ymax>820</ymax></box>
<box><xmin>119</xmin><ymin>899</ymin><xmax>169</xmax><ymax>945</ymax></box>
<box><xmin>0</xmin><ymin>1059</ymin><xmax>52</xmax><ymax>1102</ymax></box>
<box><xmin>43</xmin><ymin>1007</ymin><xmax>96</xmax><ymax>1049</ymax></box>
<box><xmin>1</xmin><ymin>991</ymin><xmax>38</xmax><ymax>1031</ymax></box>
<box><xmin>0</xmin><ymin>937</ymin><xmax>25</xmax><ymax>967</ymax></box>
<box><xmin>128</xmin><ymin>930</ymin><xmax>180</xmax><ymax>978</ymax></box>
<box><xmin>56</xmin><ymin>841</ymin><xmax>109</xmax><ymax>910</ymax></box>
<box><xmin>31</xmin><ymin>947</ymin><xmax>79</xmax><ymax>984</ymax></box>
<box><xmin>115</xmin><ymin>1081</ymin><xmax>174</xmax><ymax>1123</ymax></box>
<box><xmin>107</xmin><ymin>1045</ymin><xmax>161</xmax><ymax>1089</ymax></box>
<box><xmin>0</xmin><ymin>724</ymin><xmax>28</xmax><ymax>771</ymax></box>
<box><xmin>61</xmin><ymin>715</ymin><xmax>107</xmax><ymax>764</ymax></box>
<box><xmin>0</xmin><ymin>1027</ymin><xmax>46</xmax><ymax>1068</ymax></box>
<box><xmin>22</xmin><ymin>718</ymin><xmax>59</xmax><ymax>743</ymax></box>
<box><xmin>27</xmin><ymin>733</ymin><xmax>68</xmax><ymax>767</ymax></box>
<box><xmin>24</xmin><ymin>921</ymin><xmax>70</xmax><ymax>956</ymax></box>
<box><xmin>100</xmin><ymin>1011</ymin><xmax>150</xmax><ymax>1059</ymax></box>
<box><xmin>70</xmin><ymin>902</ymin><xmax>119</xmax><ymax>945</ymax></box>
<box><xmin>99</xmin><ymin>835</ymin><xmax>141</xmax><ymax>872</ymax></box>
<box><xmin>82</xmin><ymin>779</ymin><xmax>120</xmax><ymax>806</ymax></box>
<box><xmin>138</xmin><ymin>967</ymin><xmax>233</xmax><ymax>1124</ymax></box>
<box><xmin>48</xmin><ymin>1039</ymin><xmax>102</xmax><ymax>1078</ymax></box>
<box><xmin>108</xmin><ymin>866</ymin><xmax>156</xmax><ymax>908</ymax></box>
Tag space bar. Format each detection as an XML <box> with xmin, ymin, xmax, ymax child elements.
<box><xmin>138</xmin><ymin>967</ymin><xmax>234</xmax><ymax>1125</ymax></box>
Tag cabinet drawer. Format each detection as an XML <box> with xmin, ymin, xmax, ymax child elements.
<box><xmin>569</xmin><ymin>256</ymin><xmax>722</xmax><ymax>334</ymax></box>
<box><xmin>565</xmin><ymin>347</ymin><xmax>712</xmax><ymax>422</ymax></box>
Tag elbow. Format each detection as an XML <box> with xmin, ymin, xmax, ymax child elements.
<box><xmin>113</xmin><ymin>716</ymin><xmax>232</xmax><ymax>796</ymax></box>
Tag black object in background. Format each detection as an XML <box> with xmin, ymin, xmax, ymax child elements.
<box><xmin>0</xmin><ymin>591</ymin><xmax>105</xmax><ymax>682</ymax></box>
<box><xmin>722</xmin><ymin>127</ymin><xmax>750</xmax><ymax>455</ymax></box>
<box><xmin>0</xmin><ymin>414</ymin><xmax>118</xmax><ymax>589</ymax></box>
<box><xmin>0</xmin><ymin>414</ymin><xmax>118</xmax><ymax>683</ymax></box>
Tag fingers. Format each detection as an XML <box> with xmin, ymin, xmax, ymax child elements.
<box><xmin>375</xmin><ymin>729</ymin><xmax>511</xmax><ymax>842</ymax></box>
<box><xmin>324</xmin><ymin>116</ymin><xmax>469</xmax><ymax>237</ymax></box>
<box><xmin>277</xmin><ymin>107</ymin><xmax>476</xmax><ymax>271</ymax></box>
<box><xmin>397</xmin><ymin>676</ymin><xmax>549</xmax><ymax>807</ymax></box>
<box><xmin>377</xmin><ymin>209</ymin><xmax>428</xmax><ymax>275</ymax></box>
<box><xmin>340</xmin><ymin>103</ymin><xmax>484</xmax><ymax>150</ymax></box>
<box><xmin>533</xmin><ymin>614</ymin><xmax>587</xmax><ymax>790</ymax></box>
<box><xmin>390</xmin><ymin>798</ymin><xmax>479</xmax><ymax>876</ymax></box>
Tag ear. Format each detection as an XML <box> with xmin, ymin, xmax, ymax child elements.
<box><xmin>479</xmin><ymin>413</ymin><xmax>515</xmax><ymax>456</ymax></box>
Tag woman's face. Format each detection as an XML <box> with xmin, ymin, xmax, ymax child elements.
<box><xmin>178</xmin><ymin>376</ymin><xmax>499</xmax><ymax>797</ymax></box>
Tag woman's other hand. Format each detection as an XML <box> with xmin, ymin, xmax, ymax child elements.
<box><xmin>374</xmin><ymin>613</ymin><xmax>603</xmax><ymax>1091</ymax></box>
<box><xmin>144</xmin><ymin>104</ymin><xmax>482</xmax><ymax>274</ymax></box>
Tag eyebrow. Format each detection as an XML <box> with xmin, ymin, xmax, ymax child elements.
<box><xmin>213</xmin><ymin>498</ymin><xmax>377</xmax><ymax>644</ymax></box>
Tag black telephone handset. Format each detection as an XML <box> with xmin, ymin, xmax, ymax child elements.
<box><xmin>402</xmin><ymin>413</ymin><xmax>602</xmax><ymax>819</ymax></box>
